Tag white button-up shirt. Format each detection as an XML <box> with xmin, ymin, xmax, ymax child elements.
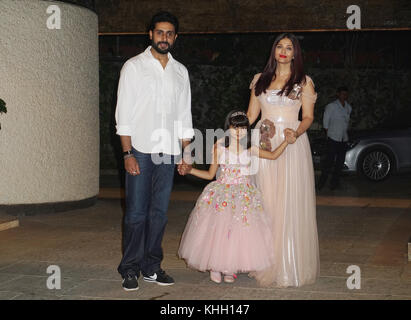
<box><xmin>323</xmin><ymin>99</ymin><xmax>352</xmax><ymax>142</ymax></box>
<box><xmin>115</xmin><ymin>46</ymin><xmax>194</xmax><ymax>155</ymax></box>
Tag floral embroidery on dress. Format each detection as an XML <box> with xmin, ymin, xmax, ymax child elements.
<box><xmin>195</xmin><ymin>146</ymin><xmax>263</xmax><ymax>226</ymax></box>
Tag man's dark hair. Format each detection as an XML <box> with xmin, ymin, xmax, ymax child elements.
<box><xmin>149</xmin><ymin>11</ymin><xmax>179</xmax><ymax>34</ymax></box>
<box><xmin>337</xmin><ymin>86</ymin><xmax>349</xmax><ymax>93</ymax></box>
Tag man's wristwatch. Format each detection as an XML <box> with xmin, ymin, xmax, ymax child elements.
<box><xmin>123</xmin><ymin>150</ymin><xmax>134</xmax><ymax>159</ymax></box>
<box><xmin>123</xmin><ymin>150</ymin><xmax>132</xmax><ymax>156</ymax></box>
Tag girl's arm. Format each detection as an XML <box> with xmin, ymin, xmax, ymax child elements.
<box><xmin>252</xmin><ymin>140</ymin><xmax>289</xmax><ymax>160</ymax></box>
<box><xmin>187</xmin><ymin>144</ymin><xmax>219</xmax><ymax>180</ymax></box>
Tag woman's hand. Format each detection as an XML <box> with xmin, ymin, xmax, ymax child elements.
<box><xmin>284</xmin><ymin>128</ymin><xmax>297</xmax><ymax>144</ymax></box>
<box><xmin>125</xmin><ymin>157</ymin><xmax>140</xmax><ymax>176</ymax></box>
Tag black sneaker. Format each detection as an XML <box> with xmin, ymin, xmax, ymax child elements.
<box><xmin>143</xmin><ymin>269</ymin><xmax>174</xmax><ymax>286</ymax></box>
<box><xmin>122</xmin><ymin>273</ymin><xmax>139</xmax><ymax>291</ymax></box>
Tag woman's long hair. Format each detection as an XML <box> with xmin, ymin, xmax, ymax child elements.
<box><xmin>254</xmin><ymin>33</ymin><xmax>306</xmax><ymax>97</ymax></box>
<box><xmin>224</xmin><ymin>110</ymin><xmax>251</xmax><ymax>149</ymax></box>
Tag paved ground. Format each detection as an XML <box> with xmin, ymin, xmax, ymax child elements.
<box><xmin>0</xmin><ymin>172</ymin><xmax>410</xmax><ymax>300</ymax></box>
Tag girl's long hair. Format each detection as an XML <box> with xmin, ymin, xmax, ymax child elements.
<box><xmin>223</xmin><ymin>111</ymin><xmax>251</xmax><ymax>149</ymax></box>
<box><xmin>254</xmin><ymin>33</ymin><xmax>306</xmax><ymax>97</ymax></box>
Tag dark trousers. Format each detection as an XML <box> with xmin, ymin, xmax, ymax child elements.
<box><xmin>319</xmin><ymin>137</ymin><xmax>347</xmax><ymax>187</ymax></box>
<box><xmin>118</xmin><ymin>148</ymin><xmax>175</xmax><ymax>278</ymax></box>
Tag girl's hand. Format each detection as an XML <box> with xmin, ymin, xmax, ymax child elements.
<box><xmin>184</xmin><ymin>164</ymin><xmax>193</xmax><ymax>175</ymax></box>
<box><xmin>178</xmin><ymin>163</ymin><xmax>192</xmax><ymax>175</ymax></box>
<box><xmin>285</xmin><ymin>134</ymin><xmax>296</xmax><ymax>144</ymax></box>
<box><xmin>284</xmin><ymin>128</ymin><xmax>297</xmax><ymax>144</ymax></box>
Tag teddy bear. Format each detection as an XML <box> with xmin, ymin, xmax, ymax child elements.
<box><xmin>259</xmin><ymin>119</ymin><xmax>276</xmax><ymax>151</ymax></box>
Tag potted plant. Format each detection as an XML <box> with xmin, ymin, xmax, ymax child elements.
<box><xmin>0</xmin><ymin>98</ymin><xmax>6</xmax><ymax>130</ymax></box>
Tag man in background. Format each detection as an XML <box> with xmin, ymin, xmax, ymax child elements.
<box><xmin>317</xmin><ymin>86</ymin><xmax>352</xmax><ymax>190</ymax></box>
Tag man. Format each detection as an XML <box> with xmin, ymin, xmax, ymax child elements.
<box><xmin>115</xmin><ymin>11</ymin><xmax>194</xmax><ymax>291</ymax></box>
<box><xmin>317</xmin><ymin>86</ymin><xmax>352</xmax><ymax>190</ymax></box>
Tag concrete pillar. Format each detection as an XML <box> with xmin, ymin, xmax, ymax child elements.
<box><xmin>0</xmin><ymin>0</ymin><xmax>99</xmax><ymax>213</ymax></box>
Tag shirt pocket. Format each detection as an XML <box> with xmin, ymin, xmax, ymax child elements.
<box><xmin>139</xmin><ymin>72</ymin><xmax>156</xmax><ymax>96</ymax></box>
<box><xmin>131</xmin><ymin>72</ymin><xmax>156</xmax><ymax>119</ymax></box>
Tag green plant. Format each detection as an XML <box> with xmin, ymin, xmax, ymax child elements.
<box><xmin>0</xmin><ymin>98</ymin><xmax>6</xmax><ymax>130</ymax></box>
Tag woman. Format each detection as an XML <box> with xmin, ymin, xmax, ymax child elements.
<box><xmin>247</xmin><ymin>33</ymin><xmax>320</xmax><ymax>287</ymax></box>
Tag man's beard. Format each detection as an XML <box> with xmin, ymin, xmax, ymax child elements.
<box><xmin>151</xmin><ymin>40</ymin><xmax>173</xmax><ymax>54</ymax></box>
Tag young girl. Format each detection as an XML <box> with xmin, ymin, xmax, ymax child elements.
<box><xmin>178</xmin><ymin>110</ymin><xmax>292</xmax><ymax>283</ymax></box>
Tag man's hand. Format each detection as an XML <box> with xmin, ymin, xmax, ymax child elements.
<box><xmin>177</xmin><ymin>162</ymin><xmax>192</xmax><ymax>175</ymax></box>
<box><xmin>125</xmin><ymin>157</ymin><xmax>140</xmax><ymax>176</ymax></box>
<box><xmin>179</xmin><ymin>140</ymin><xmax>193</xmax><ymax>175</ymax></box>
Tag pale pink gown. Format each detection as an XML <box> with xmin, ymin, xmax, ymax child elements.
<box><xmin>250</xmin><ymin>73</ymin><xmax>320</xmax><ymax>287</ymax></box>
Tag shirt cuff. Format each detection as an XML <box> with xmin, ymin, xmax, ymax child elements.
<box><xmin>179</xmin><ymin>128</ymin><xmax>195</xmax><ymax>140</ymax></box>
<box><xmin>116</xmin><ymin>125</ymin><xmax>132</xmax><ymax>136</ymax></box>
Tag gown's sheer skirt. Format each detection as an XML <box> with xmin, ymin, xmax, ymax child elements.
<box><xmin>249</xmin><ymin>73</ymin><xmax>320</xmax><ymax>288</ymax></box>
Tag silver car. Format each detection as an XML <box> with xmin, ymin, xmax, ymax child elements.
<box><xmin>311</xmin><ymin>127</ymin><xmax>411</xmax><ymax>181</ymax></box>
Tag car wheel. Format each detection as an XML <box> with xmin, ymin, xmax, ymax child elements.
<box><xmin>359</xmin><ymin>149</ymin><xmax>393</xmax><ymax>181</ymax></box>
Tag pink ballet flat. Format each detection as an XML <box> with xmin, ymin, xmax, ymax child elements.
<box><xmin>210</xmin><ymin>271</ymin><xmax>222</xmax><ymax>284</ymax></box>
<box><xmin>223</xmin><ymin>274</ymin><xmax>236</xmax><ymax>283</ymax></box>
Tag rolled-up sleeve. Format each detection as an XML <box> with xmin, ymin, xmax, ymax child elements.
<box><xmin>115</xmin><ymin>61</ymin><xmax>137</xmax><ymax>136</ymax></box>
<box><xmin>177</xmin><ymin>70</ymin><xmax>194</xmax><ymax>140</ymax></box>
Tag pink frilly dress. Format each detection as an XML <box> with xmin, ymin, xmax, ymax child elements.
<box><xmin>178</xmin><ymin>143</ymin><xmax>275</xmax><ymax>275</ymax></box>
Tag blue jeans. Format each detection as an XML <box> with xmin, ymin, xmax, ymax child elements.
<box><xmin>118</xmin><ymin>148</ymin><xmax>175</xmax><ymax>278</ymax></box>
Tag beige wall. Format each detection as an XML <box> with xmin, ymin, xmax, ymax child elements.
<box><xmin>0</xmin><ymin>0</ymin><xmax>99</xmax><ymax>205</ymax></box>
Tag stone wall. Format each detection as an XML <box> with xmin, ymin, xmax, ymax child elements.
<box><xmin>51</xmin><ymin>0</ymin><xmax>96</xmax><ymax>10</ymax></box>
<box><xmin>0</xmin><ymin>0</ymin><xmax>99</xmax><ymax>205</ymax></box>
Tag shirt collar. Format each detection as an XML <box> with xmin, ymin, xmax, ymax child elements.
<box><xmin>335</xmin><ymin>99</ymin><xmax>346</xmax><ymax>108</ymax></box>
<box><xmin>144</xmin><ymin>46</ymin><xmax>175</xmax><ymax>65</ymax></box>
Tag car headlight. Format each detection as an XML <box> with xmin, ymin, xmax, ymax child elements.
<box><xmin>347</xmin><ymin>140</ymin><xmax>359</xmax><ymax>149</ymax></box>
